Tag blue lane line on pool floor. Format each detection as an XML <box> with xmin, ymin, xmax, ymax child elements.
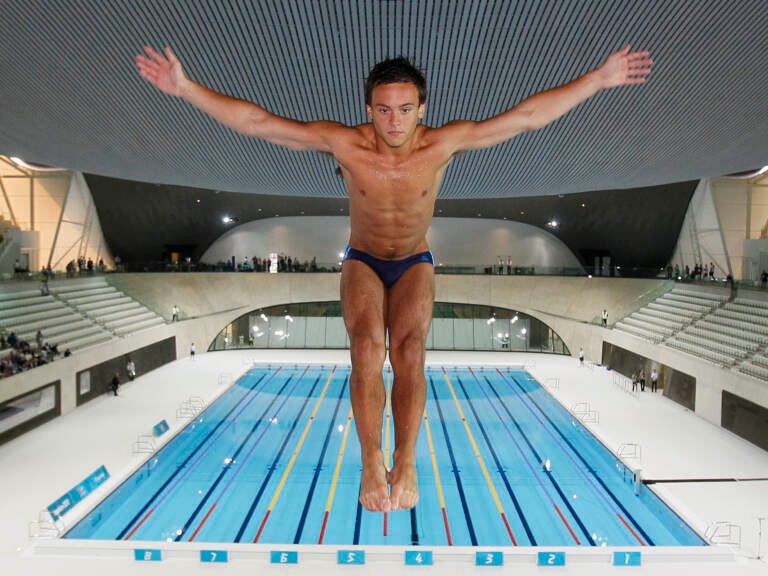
<box><xmin>232</xmin><ymin>370</ymin><xmax>325</xmax><ymax>542</ymax></box>
<box><xmin>471</xmin><ymin>369</ymin><xmax>592</xmax><ymax>545</ymax></box>
<box><xmin>117</xmin><ymin>369</ymin><xmax>283</xmax><ymax>540</ymax></box>
<box><xmin>427</xmin><ymin>375</ymin><xmax>477</xmax><ymax>546</ymax></box>
<box><xmin>453</xmin><ymin>373</ymin><xmax>536</xmax><ymax>545</ymax></box>
<box><xmin>293</xmin><ymin>375</ymin><xmax>349</xmax><ymax>543</ymax></box>
<box><xmin>183</xmin><ymin>368</ymin><xmax>320</xmax><ymax>542</ymax></box>
<box><xmin>502</xmin><ymin>370</ymin><xmax>652</xmax><ymax>545</ymax></box>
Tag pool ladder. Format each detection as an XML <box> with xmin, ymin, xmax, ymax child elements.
<box><xmin>571</xmin><ymin>401</ymin><xmax>600</xmax><ymax>423</ymax></box>
<box><xmin>705</xmin><ymin>521</ymin><xmax>742</xmax><ymax>547</ymax></box>
<box><xmin>133</xmin><ymin>433</ymin><xmax>156</xmax><ymax>455</ymax></box>
<box><xmin>28</xmin><ymin>509</ymin><xmax>63</xmax><ymax>538</ymax></box>
<box><xmin>176</xmin><ymin>396</ymin><xmax>206</xmax><ymax>421</ymax></box>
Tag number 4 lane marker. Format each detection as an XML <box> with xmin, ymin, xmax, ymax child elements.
<box><xmin>405</xmin><ymin>550</ymin><xmax>433</xmax><ymax>565</ymax></box>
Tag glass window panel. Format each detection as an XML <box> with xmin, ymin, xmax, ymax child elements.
<box><xmin>473</xmin><ymin>318</ymin><xmax>493</xmax><ymax>350</ymax></box>
<box><xmin>285</xmin><ymin>316</ymin><xmax>306</xmax><ymax>348</ymax></box>
<box><xmin>431</xmin><ymin>318</ymin><xmax>454</xmax><ymax>349</ymax></box>
<box><xmin>325</xmin><ymin>317</ymin><xmax>347</xmax><ymax>348</ymax></box>
<box><xmin>305</xmin><ymin>317</ymin><xmax>327</xmax><ymax>348</ymax></box>
<box><xmin>453</xmin><ymin>318</ymin><xmax>475</xmax><ymax>349</ymax></box>
<box><xmin>209</xmin><ymin>301</ymin><xmax>567</xmax><ymax>355</ymax></box>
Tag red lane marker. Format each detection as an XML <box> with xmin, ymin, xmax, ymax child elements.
<box><xmin>553</xmin><ymin>504</ymin><xmax>581</xmax><ymax>544</ymax></box>
<box><xmin>383</xmin><ymin>511</ymin><xmax>388</xmax><ymax>536</ymax></box>
<box><xmin>252</xmin><ymin>510</ymin><xmax>271</xmax><ymax>543</ymax></box>
<box><xmin>500</xmin><ymin>512</ymin><xmax>518</xmax><ymax>545</ymax></box>
<box><xmin>441</xmin><ymin>508</ymin><xmax>453</xmax><ymax>546</ymax></box>
<box><xmin>317</xmin><ymin>511</ymin><xmax>330</xmax><ymax>544</ymax></box>
<box><xmin>618</xmin><ymin>513</ymin><xmax>646</xmax><ymax>545</ymax></box>
<box><xmin>123</xmin><ymin>508</ymin><xmax>155</xmax><ymax>540</ymax></box>
<box><xmin>188</xmin><ymin>503</ymin><xmax>217</xmax><ymax>542</ymax></box>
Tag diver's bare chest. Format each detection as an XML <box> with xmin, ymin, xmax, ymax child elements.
<box><xmin>348</xmin><ymin>160</ymin><xmax>442</xmax><ymax>196</ymax></box>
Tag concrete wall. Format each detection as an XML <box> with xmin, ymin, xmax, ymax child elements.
<box><xmin>3</xmin><ymin>273</ymin><xmax>767</xmax><ymax>434</ymax></box>
<box><xmin>107</xmin><ymin>272</ymin><xmax>664</xmax><ymax>361</ymax></box>
<box><xmin>605</xmin><ymin>329</ymin><xmax>768</xmax><ymax>428</ymax></box>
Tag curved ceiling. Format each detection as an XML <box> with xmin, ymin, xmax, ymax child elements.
<box><xmin>1</xmin><ymin>1</ymin><xmax>767</xmax><ymax>200</ymax></box>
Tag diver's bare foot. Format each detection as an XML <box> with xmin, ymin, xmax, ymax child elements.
<box><xmin>388</xmin><ymin>461</ymin><xmax>419</xmax><ymax>510</ymax></box>
<box><xmin>359</xmin><ymin>462</ymin><xmax>390</xmax><ymax>512</ymax></box>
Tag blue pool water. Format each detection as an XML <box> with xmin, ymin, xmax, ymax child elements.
<box><xmin>65</xmin><ymin>364</ymin><xmax>706</xmax><ymax>547</ymax></box>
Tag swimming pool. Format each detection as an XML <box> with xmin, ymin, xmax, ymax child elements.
<box><xmin>64</xmin><ymin>364</ymin><xmax>706</xmax><ymax>547</ymax></box>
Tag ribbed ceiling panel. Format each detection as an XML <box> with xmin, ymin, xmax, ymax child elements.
<box><xmin>1</xmin><ymin>0</ymin><xmax>767</xmax><ymax>199</ymax></box>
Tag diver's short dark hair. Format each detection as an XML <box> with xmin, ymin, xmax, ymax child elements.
<box><xmin>365</xmin><ymin>57</ymin><xmax>427</xmax><ymax>106</ymax></box>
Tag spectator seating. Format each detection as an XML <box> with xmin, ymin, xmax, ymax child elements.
<box><xmin>0</xmin><ymin>288</ymin><xmax>111</xmax><ymax>352</ymax></box>
<box><xmin>1</xmin><ymin>276</ymin><xmax>166</xmax><ymax>363</ymax></box>
<box><xmin>616</xmin><ymin>285</ymin><xmax>768</xmax><ymax>379</ymax></box>
<box><xmin>50</xmin><ymin>277</ymin><xmax>165</xmax><ymax>337</ymax></box>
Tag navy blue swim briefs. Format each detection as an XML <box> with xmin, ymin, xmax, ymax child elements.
<box><xmin>342</xmin><ymin>246</ymin><xmax>434</xmax><ymax>288</ymax></box>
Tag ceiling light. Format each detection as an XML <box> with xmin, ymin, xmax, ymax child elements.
<box><xmin>547</xmin><ymin>219</ymin><xmax>559</xmax><ymax>229</ymax></box>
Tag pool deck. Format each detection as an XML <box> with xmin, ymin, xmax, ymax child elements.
<box><xmin>1</xmin><ymin>349</ymin><xmax>767</xmax><ymax>575</ymax></box>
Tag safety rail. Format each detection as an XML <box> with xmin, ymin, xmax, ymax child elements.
<box><xmin>611</xmin><ymin>372</ymin><xmax>639</xmax><ymax>398</ymax></box>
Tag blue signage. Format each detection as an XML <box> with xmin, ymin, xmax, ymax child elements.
<box><xmin>47</xmin><ymin>465</ymin><xmax>110</xmax><ymax>520</ymax></box>
<box><xmin>476</xmin><ymin>551</ymin><xmax>503</xmax><ymax>566</ymax></box>
<box><xmin>134</xmin><ymin>548</ymin><xmax>162</xmax><ymax>562</ymax></box>
<box><xmin>153</xmin><ymin>419</ymin><xmax>170</xmax><ymax>436</ymax></box>
<box><xmin>537</xmin><ymin>551</ymin><xmax>566</xmax><ymax>566</ymax></box>
<box><xmin>337</xmin><ymin>550</ymin><xmax>365</xmax><ymax>565</ymax></box>
<box><xmin>405</xmin><ymin>550</ymin><xmax>433</xmax><ymax>565</ymax></box>
<box><xmin>613</xmin><ymin>551</ymin><xmax>642</xmax><ymax>566</ymax></box>
<box><xmin>200</xmin><ymin>550</ymin><xmax>228</xmax><ymax>563</ymax></box>
<box><xmin>271</xmin><ymin>550</ymin><xmax>298</xmax><ymax>564</ymax></box>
